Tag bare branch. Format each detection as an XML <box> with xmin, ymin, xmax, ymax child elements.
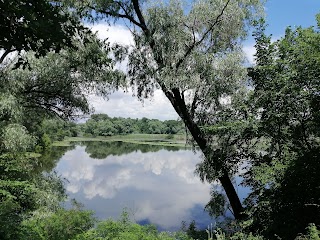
<box><xmin>305</xmin><ymin>203</ymin><xmax>320</xmax><ymax>208</ymax></box>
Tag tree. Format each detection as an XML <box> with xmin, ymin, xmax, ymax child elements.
<box><xmin>75</xmin><ymin>210</ymin><xmax>192</xmax><ymax>240</ymax></box>
<box><xmin>68</xmin><ymin>0</ymin><xmax>263</xmax><ymax>219</ymax></box>
<box><xmin>2</xmin><ymin>33</ymin><xmax>118</xmax><ymax>121</ymax></box>
<box><xmin>0</xmin><ymin>0</ymin><xmax>87</xmax><ymax>65</ymax></box>
<box><xmin>243</xmin><ymin>17</ymin><xmax>320</xmax><ymax>239</ymax></box>
<box><xmin>0</xmin><ymin>1</ymin><xmax>120</xmax><ymax>237</ymax></box>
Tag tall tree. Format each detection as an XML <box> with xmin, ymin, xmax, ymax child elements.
<box><xmin>243</xmin><ymin>17</ymin><xmax>320</xmax><ymax>239</ymax></box>
<box><xmin>68</xmin><ymin>0</ymin><xmax>264</xmax><ymax>218</ymax></box>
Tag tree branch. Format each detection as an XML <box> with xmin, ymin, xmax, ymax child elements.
<box><xmin>175</xmin><ymin>0</ymin><xmax>231</xmax><ymax>70</ymax></box>
<box><xmin>131</xmin><ymin>0</ymin><xmax>148</xmax><ymax>32</ymax></box>
<box><xmin>190</xmin><ymin>89</ymin><xmax>199</xmax><ymax>119</ymax></box>
<box><xmin>87</xmin><ymin>5</ymin><xmax>144</xmax><ymax>30</ymax></box>
<box><xmin>0</xmin><ymin>49</ymin><xmax>15</xmax><ymax>64</ymax></box>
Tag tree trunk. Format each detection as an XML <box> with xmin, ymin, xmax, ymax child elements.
<box><xmin>219</xmin><ymin>172</ymin><xmax>244</xmax><ymax>219</ymax></box>
<box><xmin>167</xmin><ymin>89</ymin><xmax>244</xmax><ymax>219</ymax></box>
<box><xmin>90</xmin><ymin>0</ymin><xmax>245</xmax><ymax>220</ymax></box>
<box><xmin>132</xmin><ymin>4</ymin><xmax>244</xmax><ymax>218</ymax></box>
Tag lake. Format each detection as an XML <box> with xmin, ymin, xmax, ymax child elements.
<box><xmin>53</xmin><ymin>141</ymin><xmax>244</xmax><ymax>231</ymax></box>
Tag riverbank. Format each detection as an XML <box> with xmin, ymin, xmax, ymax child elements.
<box><xmin>52</xmin><ymin>133</ymin><xmax>191</xmax><ymax>148</ymax></box>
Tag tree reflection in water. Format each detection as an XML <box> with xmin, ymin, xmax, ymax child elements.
<box><xmin>54</xmin><ymin>141</ymin><xmax>213</xmax><ymax>231</ymax></box>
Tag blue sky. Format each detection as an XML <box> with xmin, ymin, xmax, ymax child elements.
<box><xmin>265</xmin><ymin>0</ymin><xmax>319</xmax><ymax>36</ymax></box>
<box><xmin>90</xmin><ymin>0</ymin><xmax>320</xmax><ymax>120</ymax></box>
<box><xmin>244</xmin><ymin>0</ymin><xmax>320</xmax><ymax>56</ymax></box>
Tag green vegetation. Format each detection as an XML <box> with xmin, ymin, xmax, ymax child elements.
<box><xmin>0</xmin><ymin>0</ymin><xmax>319</xmax><ymax>239</ymax></box>
<box><xmin>69</xmin><ymin>0</ymin><xmax>263</xmax><ymax>220</ymax></box>
<box><xmin>19</xmin><ymin>208</ymin><xmax>193</xmax><ymax>240</ymax></box>
<box><xmin>79</xmin><ymin>141</ymin><xmax>182</xmax><ymax>159</ymax></box>
<box><xmin>242</xmin><ymin>19</ymin><xmax>320</xmax><ymax>239</ymax></box>
<box><xmin>81</xmin><ymin>114</ymin><xmax>185</xmax><ymax>136</ymax></box>
<box><xmin>36</xmin><ymin>114</ymin><xmax>188</xmax><ymax>147</ymax></box>
<box><xmin>35</xmin><ymin>114</ymin><xmax>187</xmax><ymax>147</ymax></box>
<box><xmin>0</xmin><ymin>1</ymin><xmax>118</xmax><ymax>239</ymax></box>
<box><xmin>53</xmin><ymin>134</ymin><xmax>188</xmax><ymax>147</ymax></box>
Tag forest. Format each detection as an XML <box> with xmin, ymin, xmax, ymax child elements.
<box><xmin>81</xmin><ymin>114</ymin><xmax>185</xmax><ymax>136</ymax></box>
<box><xmin>0</xmin><ymin>0</ymin><xmax>319</xmax><ymax>239</ymax></box>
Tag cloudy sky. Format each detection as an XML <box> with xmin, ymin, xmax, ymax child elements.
<box><xmin>87</xmin><ymin>0</ymin><xmax>320</xmax><ymax>121</ymax></box>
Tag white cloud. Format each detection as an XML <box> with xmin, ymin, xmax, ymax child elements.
<box><xmin>87</xmin><ymin>23</ymin><xmax>178</xmax><ymax>120</ymax></box>
<box><xmin>243</xmin><ymin>44</ymin><xmax>256</xmax><ymax>65</ymax></box>
<box><xmin>90</xmin><ymin>23</ymin><xmax>134</xmax><ymax>46</ymax></box>
<box><xmin>89</xmin><ymin>89</ymin><xmax>179</xmax><ymax>120</ymax></box>
<box><xmin>243</xmin><ymin>35</ymin><xmax>282</xmax><ymax>66</ymax></box>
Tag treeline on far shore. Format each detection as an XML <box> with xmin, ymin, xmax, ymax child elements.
<box><xmin>37</xmin><ymin>114</ymin><xmax>184</xmax><ymax>144</ymax></box>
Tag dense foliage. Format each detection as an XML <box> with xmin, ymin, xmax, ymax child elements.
<box><xmin>0</xmin><ymin>0</ymin><xmax>87</xmax><ymax>66</ymax></box>
<box><xmin>82</xmin><ymin>114</ymin><xmax>185</xmax><ymax>136</ymax></box>
<box><xmin>242</xmin><ymin>18</ymin><xmax>320</xmax><ymax>239</ymax></box>
<box><xmin>18</xmin><ymin>208</ymin><xmax>193</xmax><ymax>240</ymax></box>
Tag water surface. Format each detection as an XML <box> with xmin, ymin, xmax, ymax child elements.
<box><xmin>55</xmin><ymin>141</ymin><xmax>214</xmax><ymax>231</ymax></box>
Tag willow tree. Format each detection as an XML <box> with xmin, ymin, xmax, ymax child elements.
<box><xmin>70</xmin><ymin>0</ymin><xmax>263</xmax><ymax>219</ymax></box>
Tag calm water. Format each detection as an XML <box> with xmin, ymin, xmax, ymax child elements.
<box><xmin>54</xmin><ymin>141</ymin><xmax>216</xmax><ymax>231</ymax></box>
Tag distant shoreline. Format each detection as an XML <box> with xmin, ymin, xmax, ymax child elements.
<box><xmin>52</xmin><ymin>134</ymin><xmax>191</xmax><ymax>148</ymax></box>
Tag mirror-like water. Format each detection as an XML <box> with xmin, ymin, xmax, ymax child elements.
<box><xmin>54</xmin><ymin>141</ymin><xmax>215</xmax><ymax>231</ymax></box>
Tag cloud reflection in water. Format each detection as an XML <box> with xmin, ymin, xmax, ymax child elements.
<box><xmin>55</xmin><ymin>143</ymin><xmax>213</xmax><ymax>230</ymax></box>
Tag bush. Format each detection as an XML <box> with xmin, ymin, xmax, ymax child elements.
<box><xmin>75</xmin><ymin>210</ymin><xmax>191</xmax><ymax>240</ymax></box>
<box><xmin>21</xmin><ymin>207</ymin><xmax>95</xmax><ymax>240</ymax></box>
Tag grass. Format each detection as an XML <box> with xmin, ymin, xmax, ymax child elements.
<box><xmin>52</xmin><ymin>134</ymin><xmax>190</xmax><ymax>148</ymax></box>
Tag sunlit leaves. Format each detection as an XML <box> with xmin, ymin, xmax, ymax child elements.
<box><xmin>128</xmin><ymin>0</ymin><xmax>261</xmax><ymax>101</ymax></box>
<box><xmin>2</xmin><ymin>124</ymin><xmax>35</xmax><ymax>152</ymax></box>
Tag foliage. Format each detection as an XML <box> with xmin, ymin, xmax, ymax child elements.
<box><xmin>205</xmin><ymin>189</ymin><xmax>228</xmax><ymax>218</ymax></box>
<box><xmin>83</xmin><ymin>114</ymin><xmax>185</xmax><ymax>136</ymax></box>
<box><xmin>0</xmin><ymin>153</ymin><xmax>67</xmax><ymax>239</ymax></box>
<box><xmin>21</xmin><ymin>203</ymin><xmax>95</xmax><ymax>240</ymax></box>
<box><xmin>74</xmin><ymin>210</ymin><xmax>192</xmax><ymax>240</ymax></box>
<box><xmin>0</xmin><ymin>156</ymin><xmax>37</xmax><ymax>239</ymax></box>
<box><xmin>35</xmin><ymin>119</ymin><xmax>80</xmax><ymax>151</ymax></box>
<box><xmin>295</xmin><ymin>224</ymin><xmax>320</xmax><ymax>240</ymax></box>
<box><xmin>2</xmin><ymin>124</ymin><xmax>36</xmax><ymax>151</ymax></box>
<box><xmin>241</xmin><ymin>16</ymin><xmax>320</xmax><ymax>239</ymax></box>
<box><xmin>0</xmin><ymin>0</ymin><xmax>87</xmax><ymax>67</ymax></box>
<box><xmin>214</xmin><ymin>229</ymin><xmax>264</xmax><ymax>240</ymax></box>
<box><xmin>0</xmin><ymin>0</ymin><xmax>120</xmax><ymax>238</ymax></box>
<box><xmin>2</xmin><ymin>37</ymin><xmax>117</xmax><ymax>121</ymax></box>
<box><xmin>213</xmin><ymin>224</ymin><xmax>320</xmax><ymax>240</ymax></box>
<box><xmin>181</xmin><ymin>220</ymin><xmax>208</xmax><ymax>240</ymax></box>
